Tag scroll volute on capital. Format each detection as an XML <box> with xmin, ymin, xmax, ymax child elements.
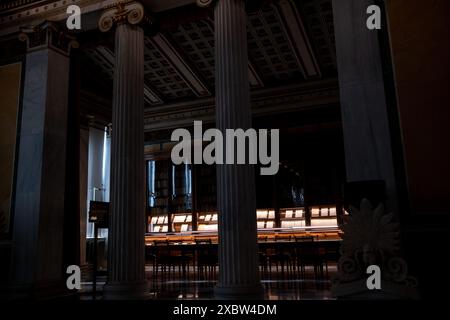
<box><xmin>98</xmin><ymin>1</ymin><xmax>153</xmax><ymax>33</ymax></box>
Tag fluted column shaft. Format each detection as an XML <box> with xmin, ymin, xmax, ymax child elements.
<box><xmin>214</xmin><ymin>0</ymin><xmax>263</xmax><ymax>299</ymax></box>
<box><xmin>103</xmin><ymin>23</ymin><xmax>147</xmax><ymax>299</ymax></box>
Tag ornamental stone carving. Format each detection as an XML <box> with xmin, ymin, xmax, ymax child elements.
<box><xmin>332</xmin><ymin>198</ymin><xmax>419</xmax><ymax>299</ymax></box>
<box><xmin>98</xmin><ymin>0</ymin><xmax>152</xmax><ymax>32</ymax></box>
<box><xmin>19</xmin><ymin>21</ymin><xmax>78</xmax><ymax>55</ymax></box>
<box><xmin>196</xmin><ymin>0</ymin><xmax>214</xmax><ymax>7</ymax></box>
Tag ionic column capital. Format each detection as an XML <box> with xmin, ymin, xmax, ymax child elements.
<box><xmin>197</xmin><ymin>0</ymin><xmax>250</xmax><ymax>9</ymax></box>
<box><xmin>98</xmin><ymin>0</ymin><xmax>153</xmax><ymax>33</ymax></box>
<box><xmin>196</xmin><ymin>0</ymin><xmax>215</xmax><ymax>7</ymax></box>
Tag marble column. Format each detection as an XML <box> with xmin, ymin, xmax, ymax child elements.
<box><xmin>332</xmin><ymin>0</ymin><xmax>398</xmax><ymax>212</ymax></box>
<box><xmin>9</xmin><ymin>22</ymin><xmax>77</xmax><ymax>298</ymax></box>
<box><xmin>214</xmin><ymin>0</ymin><xmax>263</xmax><ymax>299</ymax></box>
<box><xmin>99</xmin><ymin>2</ymin><xmax>148</xmax><ymax>300</ymax></box>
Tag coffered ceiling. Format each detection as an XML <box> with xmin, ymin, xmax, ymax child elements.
<box><xmin>80</xmin><ymin>0</ymin><xmax>337</xmax><ymax>108</ymax></box>
<box><xmin>0</xmin><ymin>0</ymin><xmax>339</xmax><ymax>131</ymax></box>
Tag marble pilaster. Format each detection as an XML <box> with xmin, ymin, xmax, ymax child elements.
<box><xmin>9</xmin><ymin>23</ymin><xmax>76</xmax><ymax>298</ymax></box>
<box><xmin>332</xmin><ymin>0</ymin><xmax>398</xmax><ymax>212</ymax></box>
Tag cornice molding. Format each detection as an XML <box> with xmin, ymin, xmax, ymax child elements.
<box><xmin>18</xmin><ymin>20</ymin><xmax>78</xmax><ymax>55</ymax></box>
<box><xmin>0</xmin><ymin>0</ymin><xmax>45</xmax><ymax>12</ymax></box>
<box><xmin>143</xmin><ymin>79</ymin><xmax>339</xmax><ymax>131</ymax></box>
<box><xmin>0</xmin><ymin>0</ymin><xmax>99</xmax><ymax>28</ymax></box>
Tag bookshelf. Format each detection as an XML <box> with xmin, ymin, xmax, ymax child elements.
<box><xmin>256</xmin><ymin>209</ymin><xmax>276</xmax><ymax>229</ymax></box>
<box><xmin>171</xmin><ymin>212</ymin><xmax>193</xmax><ymax>232</ymax></box>
<box><xmin>197</xmin><ymin>211</ymin><xmax>218</xmax><ymax>231</ymax></box>
<box><xmin>146</xmin><ymin>159</ymin><xmax>195</xmax><ymax>233</ymax></box>
<box><xmin>196</xmin><ymin>165</ymin><xmax>216</xmax><ymax>213</ymax></box>
<box><xmin>280</xmin><ymin>207</ymin><xmax>306</xmax><ymax>228</ymax></box>
<box><xmin>309</xmin><ymin>204</ymin><xmax>338</xmax><ymax>227</ymax></box>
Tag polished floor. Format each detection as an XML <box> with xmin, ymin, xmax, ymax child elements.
<box><xmin>80</xmin><ymin>265</ymin><xmax>337</xmax><ymax>300</ymax></box>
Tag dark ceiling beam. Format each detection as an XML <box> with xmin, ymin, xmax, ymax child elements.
<box><xmin>275</xmin><ymin>0</ymin><xmax>321</xmax><ymax>79</ymax></box>
<box><xmin>149</xmin><ymin>33</ymin><xmax>211</xmax><ymax>97</ymax></box>
<box><xmin>248</xmin><ymin>61</ymin><xmax>265</xmax><ymax>88</ymax></box>
<box><xmin>157</xmin><ymin>3</ymin><xmax>211</xmax><ymax>31</ymax></box>
<box><xmin>94</xmin><ymin>45</ymin><xmax>164</xmax><ymax>106</ymax></box>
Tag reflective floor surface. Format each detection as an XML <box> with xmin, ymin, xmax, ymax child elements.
<box><xmin>80</xmin><ymin>265</ymin><xmax>337</xmax><ymax>300</ymax></box>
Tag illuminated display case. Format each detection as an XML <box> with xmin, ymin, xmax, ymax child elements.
<box><xmin>145</xmin><ymin>157</ymin><xmax>341</xmax><ymax>234</ymax></box>
<box><xmin>171</xmin><ymin>212</ymin><xmax>193</xmax><ymax>232</ymax></box>
<box><xmin>148</xmin><ymin>214</ymin><xmax>169</xmax><ymax>233</ymax></box>
<box><xmin>310</xmin><ymin>204</ymin><xmax>338</xmax><ymax>227</ymax></box>
<box><xmin>146</xmin><ymin>158</ymin><xmax>193</xmax><ymax>233</ymax></box>
<box><xmin>280</xmin><ymin>207</ymin><xmax>306</xmax><ymax>228</ymax></box>
<box><xmin>256</xmin><ymin>209</ymin><xmax>276</xmax><ymax>229</ymax></box>
<box><xmin>148</xmin><ymin>213</ymin><xmax>195</xmax><ymax>233</ymax></box>
<box><xmin>197</xmin><ymin>212</ymin><xmax>218</xmax><ymax>231</ymax></box>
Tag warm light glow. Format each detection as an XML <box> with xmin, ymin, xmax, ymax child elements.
<box><xmin>285</xmin><ymin>210</ymin><xmax>293</xmax><ymax>218</ymax></box>
<box><xmin>173</xmin><ymin>215</ymin><xmax>186</xmax><ymax>223</ymax></box>
<box><xmin>256</xmin><ymin>210</ymin><xmax>268</xmax><ymax>219</ymax></box>
<box><xmin>329</xmin><ymin>207</ymin><xmax>337</xmax><ymax>216</ymax></box>
<box><xmin>281</xmin><ymin>220</ymin><xmax>304</xmax><ymax>228</ymax></box>
<box><xmin>310</xmin><ymin>218</ymin><xmax>337</xmax><ymax>227</ymax></box>
<box><xmin>198</xmin><ymin>224</ymin><xmax>217</xmax><ymax>231</ymax></box>
<box><xmin>311</xmin><ymin>208</ymin><xmax>320</xmax><ymax>216</ymax></box>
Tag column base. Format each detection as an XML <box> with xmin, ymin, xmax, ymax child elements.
<box><xmin>214</xmin><ymin>284</ymin><xmax>265</xmax><ymax>300</ymax></box>
<box><xmin>103</xmin><ymin>281</ymin><xmax>150</xmax><ymax>300</ymax></box>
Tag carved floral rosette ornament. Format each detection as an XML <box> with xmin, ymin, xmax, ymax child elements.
<box><xmin>332</xmin><ymin>198</ymin><xmax>419</xmax><ymax>299</ymax></box>
<box><xmin>18</xmin><ymin>21</ymin><xmax>78</xmax><ymax>55</ymax></box>
<box><xmin>98</xmin><ymin>0</ymin><xmax>152</xmax><ymax>32</ymax></box>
